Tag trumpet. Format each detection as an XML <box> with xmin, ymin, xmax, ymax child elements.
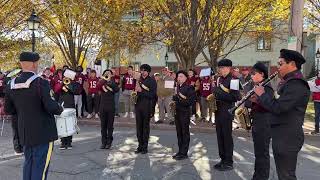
<box><xmin>228</xmin><ymin>72</ymin><xmax>278</xmax><ymax>114</ymax></box>
<box><xmin>62</xmin><ymin>77</ymin><xmax>71</xmax><ymax>92</ymax></box>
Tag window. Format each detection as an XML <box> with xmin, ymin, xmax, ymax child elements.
<box><xmin>257</xmin><ymin>34</ymin><xmax>271</xmax><ymax>51</ymax></box>
<box><xmin>167</xmin><ymin>62</ymin><xmax>178</xmax><ymax>72</ymax></box>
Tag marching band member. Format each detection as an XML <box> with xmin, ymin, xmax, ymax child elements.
<box><xmin>111</xmin><ymin>67</ymin><xmax>121</xmax><ymax>118</ymax></box>
<box><xmin>172</xmin><ymin>70</ymin><xmax>196</xmax><ymax>160</ymax></box>
<box><xmin>134</xmin><ymin>64</ymin><xmax>157</xmax><ymax>154</ymax></box>
<box><xmin>200</xmin><ymin>74</ymin><xmax>212</xmax><ymax>122</ymax></box>
<box><xmin>41</xmin><ymin>68</ymin><xmax>53</xmax><ymax>83</ymax></box>
<box><xmin>247</xmin><ymin>62</ymin><xmax>274</xmax><ymax>180</ymax></box>
<box><xmin>86</xmin><ymin>70</ymin><xmax>100</xmax><ymax>119</ymax></box>
<box><xmin>74</xmin><ymin>66</ymin><xmax>87</xmax><ymax>118</ymax></box>
<box><xmin>254</xmin><ymin>49</ymin><xmax>310</xmax><ymax>180</ymax></box>
<box><xmin>58</xmin><ymin>70</ymin><xmax>80</xmax><ymax>150</ymax></box>
<box><xmin>213</xmin><ymin>59</ymin><xmax>240</xmax><ymax>171</ymax></box>
<box><xmin>122</xmin><ymin>66</ymin><xmax>136</xmax><ymax>118</ymax></box>
<box><xmin>51</xmin><ymin>69</ymin><xmax>63</xmax><ymax>101</ymax></box>
<box><xmin>4</xmin><ymin>52</ymin><xmax>63</xmax><ymax>180</ymax></box>
<box><xmin>187</xmin><ymin>69</ymin><xmax>200</xmax><ymax>122</ymax></box>
<box><xmin>99</xmin><ymin>69</ymin><xmax>119</xmax><ymax>149</ymax></box>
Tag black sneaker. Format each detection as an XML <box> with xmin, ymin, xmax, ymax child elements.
<box><xmin>115</xmin><ymin>114</ymin><xmax>120</xmax><ymax>118</ymax></box>
<box><xmin>134</xmin><ymin>148</ymin><xmax>142</xmax><ymax>154</ymax></box>
<box><xmin>100</xmin><ymin>144</ymin><xmax>106</xmax><ymax>149</ymax></box>
<box><xmin>14</xmin><ymin>148</ymin><xmax>23</xmax><ymax>155</ymax></box>
<box><xmin>217</xmin><ymin>164</ymin><xmax>233</xmax><ymax>171</ymax></box>
<box><xmin>214</xmin><ymin>161</ymin><xmax>224</xmax><ymax>169</ymax></box>
<box><xmin>67</xmin><ymin>144</ymin><xmax>73</xmax><ymax>150</ymax></box>
<box><xmin>155</xmin><ymin>120</ymin><xmax>164</xmax><ymax>124</ymax></box>
<box><xmin>105</xmin><ymin>144</ymin><xmax>112</xmax><ymax>149</ymax></box>
<box><xmin>141</xmin><ymin>150</ymin><xmax>148</xmax><ymax>154</ymax></box>
<box><xmin>169</xmin><ymin>121</ymin><xmax>175</xmax><ymax>125</ymax></box>
<box><xmin>174</xmin><ymin>154</ymin><xmax>188</xmax><ymax>160</ymax></box>
<box><xmin>59</xmin><ymin>144</ymin><xmax>66</xmax><ymax>150</ymax></box>
<box><xmin>172</xmin><ymin>153</ymin><xmax>180</xmax><ymax>159</ymax></box>
<box><xmin>311</xmin><ymin>130</ymin><xmax>320</xmax><ymax>135</ymax></box>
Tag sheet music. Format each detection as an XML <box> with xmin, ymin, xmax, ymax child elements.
<box><xmin>164</xmin><ymin>80</ymin><xmax>175</xmax><ymax>89</ymax></box>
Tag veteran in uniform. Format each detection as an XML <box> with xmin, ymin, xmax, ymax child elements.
<box><xmin>4</xmin><ymin>52</ymin><xmax>63</xmax><ymax>180</ymax></box>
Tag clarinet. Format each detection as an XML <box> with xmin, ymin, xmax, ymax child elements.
<box><xmin>228</xmin><ymin>72</ymin><xmax>278</xmax><ymax>114</ymax></box>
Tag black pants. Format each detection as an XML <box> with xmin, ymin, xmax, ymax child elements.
<box><xmin>271</xmin><ymin>126</ymin><xmax>304</xmax><ymax>180</ymax></box>
<box><xmin>135</xmin><ymin>98</ymin><xmax>152</xmax><ymax>151</ymax></box>
<box><xmin>151</xmin><ymin>95</ymin><xmax>157</xmax><ymax>118</ymax></box>
<box><xmin>215</xmin><ymin>103</ymin><xmax>234</xmax><ymax>165</ymax></box>
<box><xmin>99</xmin><ymin>108</ymin><xmax>115</xmax><ymax>145</ymax></box>
<box><xmin>61</xmin><ymin>136</ymin><xmax>72</xmax><ymax>146</ymax></box>
<box><xmin>175</xmin><ymin>109</ymin><xmax>190</xmax><ymax>156</ymax></box>
<box><xmin>252</xmin><ymin>121</ymin><xmax>271</xmax><ymax>180</ymax></box>
<box><xmin>87</xmin><ymin>93</ymin><xmax>100</xmax><ymax>114</ymax></box>
<box><xmin>11</xmin><ymin>116</ymin><xmax>22</xmax><ymax>152</ymax></box>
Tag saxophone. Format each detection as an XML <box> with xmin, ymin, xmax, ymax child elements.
<box><xmin>130</xmin><ymin>72</ymin><xmax>141</xmax><ymax>104</ymax></box>
<box><xmin>169</xmin><ymin>101</ymin><xmax>176</xmax><ymax>117</ymax></box>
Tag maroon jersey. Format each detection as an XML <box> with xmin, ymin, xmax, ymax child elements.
<box><xmin>51</xmin><ymin>75</ymin><xmax>63</xmax><ymax>94</ymax></box>
<box><xmin>187</xmin><ymin>76</ymin><xmax>198</xmax><ymax>86</ymax></box>
<box><xmin>75</xmin><ymin>73</ymin><xmax>87</xmax><ymax>94</ymax></box>
<box><xmin>200</xmin><ymin>77</ymin><xmax>212</xmax><ymax>97</ymax></box>
<box><xmin>87</xmin><ymin>77</ymin><xmax>100</xmax><ymax>94</ymax></box>
<box><xmin>113</xmin><ymin>75</ymin><xmax>120</xmax><ymax>85</ymax></box>
<box><xmin>122</xmin><ymin>73</ymin><xmax>136</xmax><ymax>90</ymax></box>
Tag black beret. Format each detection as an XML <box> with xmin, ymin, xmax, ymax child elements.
<box><xmin>176</xmin><ymin>70</ymin><xmax>188</xmax><ymax>78</ymax></box>
<box><xmin>279</xmin><ymin>49</ymin><xmax>306</xmax><ymax>68</ymax></box>
<box><xmin>19</xmin><ymin>52</ymin><xmax>40</xmax><ymax>62</ymax></box>
<box><xmin>218</xmin><ymin>59</ymin><xmax>232</xmax><ymax>67</ymax></box>
<box><xmin>140</xmin><ymin>64</ymin><xmax>151</xmax><ymax>72</ymax></box>
<box><xmin>253</xmin><ymin>62</ymin><xmax>268</xmax><ymax>79</ymax></box>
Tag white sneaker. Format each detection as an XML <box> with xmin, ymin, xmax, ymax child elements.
<box><xmin>86</xmin><ymin>114</ymin><xmax>93</xmax><ymax>119</ymax></box>
<box><xmin>123</xmin><ymin>112</ymin><xmax>128</xmax><ymax>118</ymax></box>
<box><xmin>95</xmin><ymin>114</ymin><xmax>99</xmax><ymax>119</ymax></box>
<box><xmin>130</xmin><ymin>112</ymin><xmax>135</xmax><ymax>119</ymax></box>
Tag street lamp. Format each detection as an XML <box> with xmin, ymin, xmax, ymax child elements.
<box><xmin>316</xmin><ymin>49</ymin><xmax>320</xmax><ymax>76</ymax></box>
<box><xmin>164</xmin><ymin>52</ymin><xmax>168</xmax><ymax>67</ymax></box>
<box><xmin>27</xmin><ymin>10</ymin><xmax>40</xmax><ymax>52</ymax></box>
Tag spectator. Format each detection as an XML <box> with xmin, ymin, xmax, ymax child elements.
<box><xmin>74</xmin><ymin>66</ymin><xmax>87</xmax><ymax>118</ymax></box>
<box><xmin>86</xmin><ymin>70</ymin><xmax>100</xmax><ymax>119</ymax></box>
<box><xmin>121</xmin><ymin>66</ymin><xmax>136</xmax><ymax>118</ymax></box>
<box><xmin>111</xmin><ymin>67</ymin><xmax>121</xmax><ymax>117</ymax></box>
<box><xmin>312</xmin><ymin>73</ymin><xmax>320</xmax><ymax>135</ymax></box>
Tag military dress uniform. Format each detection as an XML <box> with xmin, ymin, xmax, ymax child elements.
<box><xmin>257</xmin><ymin>49</ymin><xmax>310</xmax><ymax>180</ymax></box>
<box><xmin>99</xmin><ymin>74</ymin><xmax>119</xmax><ymax>149</ymax></box>
<box><xmin>4</xmin><ymin>52</ymin><xmax>63</xmax><ymax>180</ymax></box>
<box><xmin>247</xmin><ymin>62</ymin><xmax>273</xmax><ymax>180</ymax></box>
<box><xmin>213</xmin><ymin>59</ymin><xmax>240</xmax><ymax>171</ymax></box>
<box><xmin>135</xmin><ymin>64</ymin><xmax>157</xmax><ymax>154</ymax></box>
<box><xmin>172</xmin><ymin>70</ymin><xmax>196</xmax><ymax>160</ymax></box>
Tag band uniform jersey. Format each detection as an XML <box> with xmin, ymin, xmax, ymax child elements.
<box><xmin>137</xmin><ymin>75</ymin><xmax>157</xmax><ymax>102</ymax></box>
<box><xmin>175</xmin><ymin>83</ymin><xmax>196</xmax><ymax>111</ymax></box>
<box><xmin>74</xmin><ymin>73</ymin><xmax>87</xmax><ymax>95</ymax></box>
<box><xmin>214</xmin><ymin>73</ymin><xmax>240</xmax><ymax>104</ymax></box>
<box><xmin>4</xmin><ymin>72</ymin><xmax>63</xmax><ymax>146</ymax></box>
<box><xmin>122</xmin><ymin>73</ymin><xmax>136</xmax><ymax>91</ymax></box>
<box><xmin>187</xmin><ymin>76</ymin><xmax>200</xmax><ymax>91</ymax></box>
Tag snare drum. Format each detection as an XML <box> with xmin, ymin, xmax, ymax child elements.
<box><xmin>55</xmin><ymin>108</ymin><xmax>78</xmax><ymax>138</ymax></box>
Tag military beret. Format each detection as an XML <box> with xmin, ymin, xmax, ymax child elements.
<box><xmin>140</xmin><ymin>64</ymin><xmax>151</xmax><ymax>72</ymax></box>
<box><xmin>19</xmin><ymin>52</ymin><xmax>40</xmax><ymax>62</ymax></box>
<box><xmin>176</xmin><ymin>70</ymin><xmax>188</xmax><ymax>78</ymax></box>
<box><xmin>253</xmin><ymin>62</ymin><xmax>268</xmax><ymax>79</ymax></box>
<box><xmin>279</xmin><ymin>49</ymin><xmax>306</xmax><ymax>68</ymax></box>
<box><xmin>218</xmin><ymin>59</ymin><xmax>232</xmax><ymax>67</ymax></box>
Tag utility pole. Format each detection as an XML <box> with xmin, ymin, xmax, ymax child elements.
<box><xmin>288</xmin><ymin>0</ymin><xmax>304</xmax><ymax>53</ymax></box>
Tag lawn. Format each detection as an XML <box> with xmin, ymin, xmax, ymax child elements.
<box><xmin>305</xmin><ymin>101</ymin><xmax>315</xmax><ymax>122</ymax></box>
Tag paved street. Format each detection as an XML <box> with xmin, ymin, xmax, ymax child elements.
<box><xmin>0</xmin><ymin>123</ymin><xmax>320</xmax><ymax>180</ymax></box>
